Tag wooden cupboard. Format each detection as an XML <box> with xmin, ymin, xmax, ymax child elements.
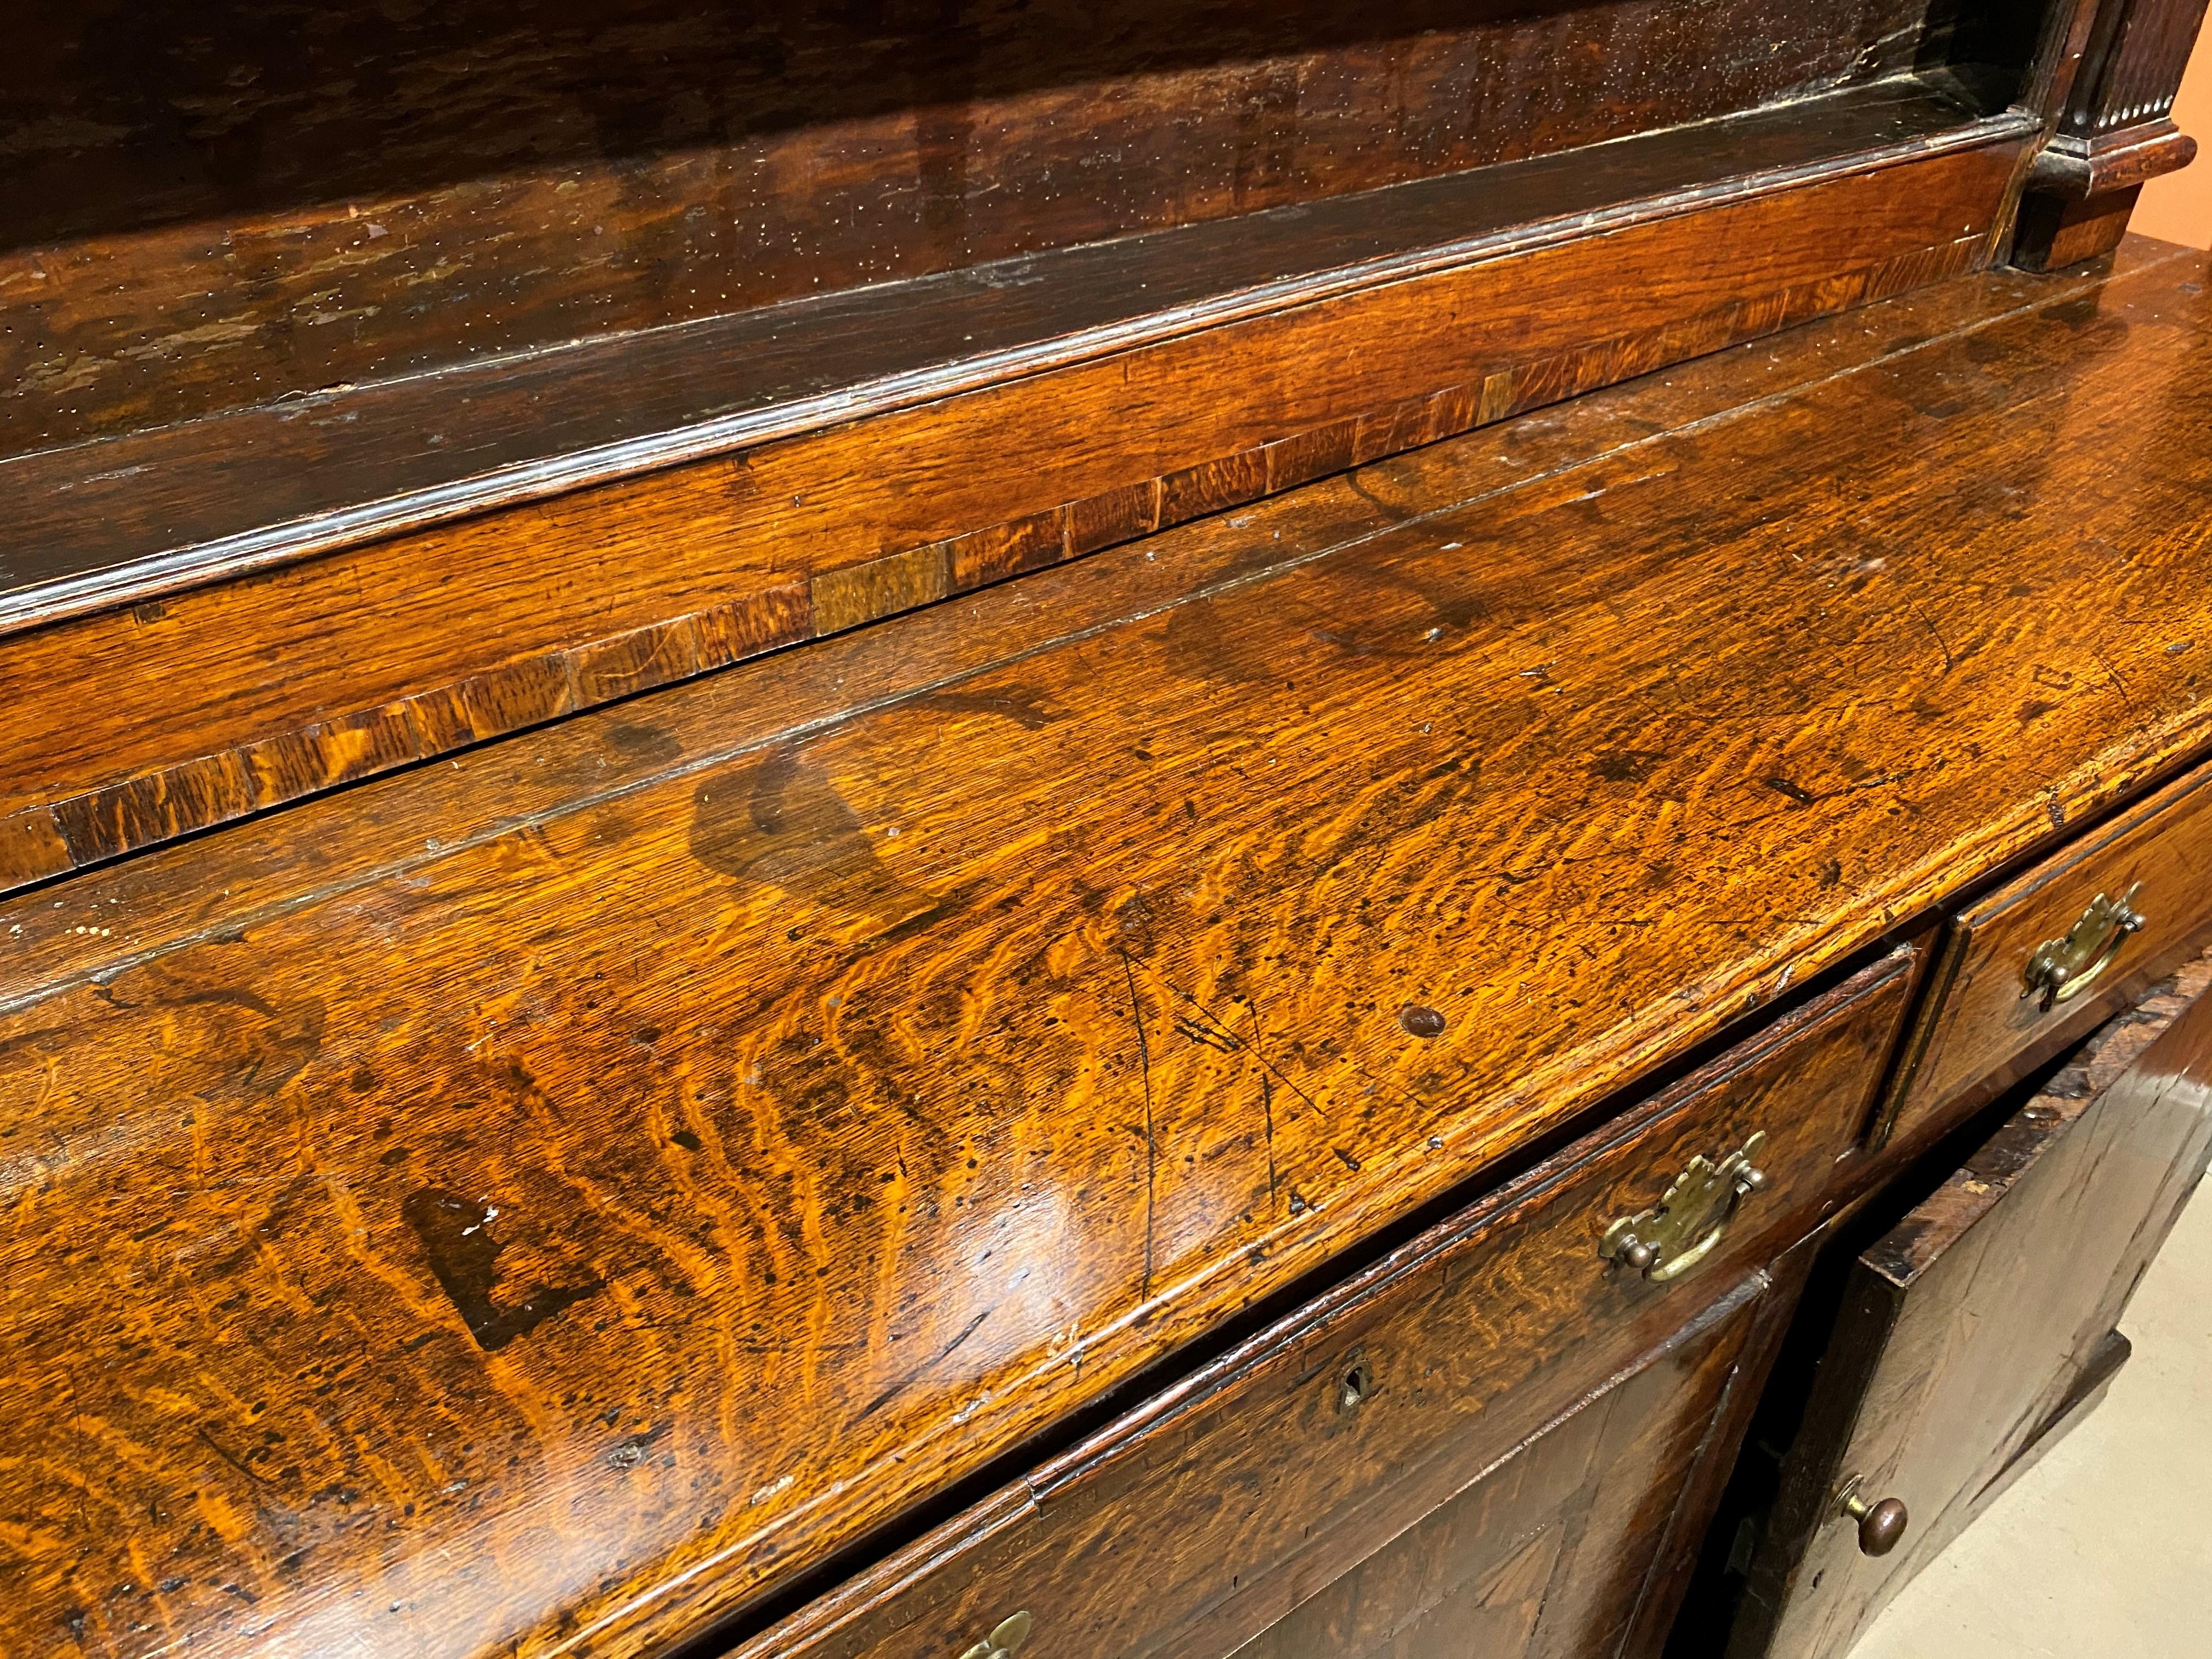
<box><xmin>5</xmin><ymin>4</ymin><xmax>2212</xmax><ymax>1658</ymax></box>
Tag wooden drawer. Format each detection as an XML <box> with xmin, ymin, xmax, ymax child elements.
<box><xmin>1726</xmin><ymin>949</ymin><xmax>2212</xmax><ymax>1659</ymax></box>
<box><xmin>731</xmin><ymin>952</ymin><xmax>1914</xmax><ymax>1659</ymax></box>
<box><xmin>1229</xmin><ymin>1278</ymin><xmax>1770</xmax><ymax>1659</ymax></box>
<box><xmin>1878</xmin><ymin>760</ymin><xmax>2212</xmax><ymax>1148</ymax></box>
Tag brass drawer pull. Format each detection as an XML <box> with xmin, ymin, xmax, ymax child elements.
<box><xmin>1599</xmin><ymin>1131</ymin><xmax>1768</xmax><ymax>1284</ymax></box>
<box><xmin>1836</xmin><ymin>1474</ymin><xmax>1909</xmax><ymax>1557</ymax></box>
<box><xmin>958</xmin><ymin>1611</ymin><xmax>1033</xmax><ymax>1659</ymax></box>
<box><xmin>2023</xmin><ymin>883</ymin><xmax>2145</xmax><ymax>1011</ymax></box>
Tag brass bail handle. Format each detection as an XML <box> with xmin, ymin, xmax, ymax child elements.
<box><xmin>958</xmin><ymin>1612</ymin><xmax>1034</xmax><ymax>1659</ymax></box>
<box><xmin>2023</xmin><ymin>883</ymin><xmax>2146</xmax><ymax>1012</ymax></box>
<box><xmin>1599</xmin><ymin>1131</ymin><xmax>1769</xmax><ymax>1285</ymax></box>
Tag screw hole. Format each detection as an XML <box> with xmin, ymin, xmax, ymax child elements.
<box><xmin>1399</xmin><ymin>1003</ymin><xmax>1448</xmax><ymax>1038</ymax></box>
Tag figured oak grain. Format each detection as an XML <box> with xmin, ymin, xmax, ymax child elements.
<box><xmin>6</xmin><ymin>246</ymin><xmax>2212</xmax><ymax>1659</ymax></box>
<box><xmin>3</xmin><ymin>250</ymin><xmax>2151</xmax><ymax>1007</ymax></box>
<box><xmin>735</xmin><ymin>959</ymin><xmax>1904</xmax><ymax>1659</ymax></box>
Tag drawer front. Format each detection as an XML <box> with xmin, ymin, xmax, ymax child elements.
<box><xmin>1878</xmin><ymin>759</ymin><xmax>2212</xmax><ymax>1148</ymax></box>
<box><xmin>739</xmin><ymin>952</ymin><xmax>1914</xmax><ymax>1659</ymax></box>
<box><xmin>1228</xmin><ymin>1279</ymin><xmax>1767</xmax><ymax>1659</ymax></box>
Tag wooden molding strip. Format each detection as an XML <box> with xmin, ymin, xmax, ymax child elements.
<box><xmin>2029</xmin><ymin>118</ymin><xmax>2200</xmax><ymax>195</ymax></box>
<box><xmin>0</xmin><ymin>142</ymin><xmax>2021</xmax><ymax>896</ymax></box>
<box><xmin>3</xmin><ymin>94</ymin><xmax>2029</xmax><ymax>636</ymax></box>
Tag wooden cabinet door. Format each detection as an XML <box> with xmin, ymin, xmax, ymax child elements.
<box><xmin>1227</xmin><ymin>1278</ymin><xmax>1771</xmax><ymax>1659</ymax></box>
<box><xmin>1728</xmin><ymin>956</ymin><xmax>2212</xmax><ymax>1659</ymax></box>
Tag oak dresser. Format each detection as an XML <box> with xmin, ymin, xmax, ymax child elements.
<box><xmin>5</xmin><ymin>5</ymin><xmax>2212</xmax><ymax>1658</ymax></box>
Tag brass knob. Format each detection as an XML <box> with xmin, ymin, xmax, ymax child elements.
<box><xmin>1836</xmin><ymin>1476</ymin><xmax>1909</xmax><ymax>1558</ymax></box>
<box><xmin>1600</xmin><ymin>1132</ymin><xmax>1769</xmax><ymax>1284</ymax></box>
<box><xmin>2023</xmin><ymin>884</ymin><xmax>2145</xmax><ymax>1011</ymax></box>
<box><xmin>958</xmin><ymin>1611</ymin><xmax>1033</xmax><ymax>1659</ymax></box>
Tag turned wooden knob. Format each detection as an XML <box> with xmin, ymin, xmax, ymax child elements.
<box><xmin>1838</xmin><ymin>1478</ymin><xmax>1909</xmax><ymax>1557</ymax></box>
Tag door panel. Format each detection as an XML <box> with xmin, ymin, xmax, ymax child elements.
<box><xmin>1730</xmin><ymin>950</ymin><xmax>2212</xmax><ymax>1659</ymax></box>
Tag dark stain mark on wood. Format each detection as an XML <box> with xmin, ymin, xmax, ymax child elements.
<box><xmin>690</xmin><ymin>744</ymin><xmax>933</xmax><ymax>925</ymax></box>
<box><xmin>1164</xmin><ymin>599</ymin><xmax>1279</xmax><ymax>686</ymax></box>
<box><xmin>1592</xmin><ymin>751</ymin><xmax>1666</xmax><ymax>783</ymax></box>
<box><xmin>401</xmin><ymin>1189</ymin><xmax>603</xmax><ymax>1352</ymax></box>
<box><xmin>605</xmin><ymin>723</ymin><xmax>685</xmax><ymax>766</ymax></box>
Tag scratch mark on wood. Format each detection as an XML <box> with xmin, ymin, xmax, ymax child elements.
<box><xmin>1173</xmin><ymin>1015</ymin><xmax>1238</xmax><ymax>1052</ymax></box>
<box><xmin>1171</xmin><ymin>980</ymin><xmax>1335</xmax><ymax>1128</ymax></box>
<box><xmin>1120</xmin><ymin>950</ymin><xmax>1158</xmax><ymax>1300</ymax></box>
<box><xmin>1910</xmin><ymin>600</ymin><xmax>1957</xmax><ymax>674</ymax></box>
<box><xmin>1249</xmin><ymin>1002</ymin><xmax>1280</xmax><ymax>1209</ymax></box>
<box><xmin>196</xmin><ymin>1425</ymin><xmax>275</xmax><ymax>1490</ymax></box>
<box><xmin>2091</xmin><ymin>644</ymin><xmax>2140</xmax><ymax>718</ymax></box>
<box><xmin>854</xmin><ymin>1306</ymin><xmax>997</xmax><ymax>1423</ymax></box>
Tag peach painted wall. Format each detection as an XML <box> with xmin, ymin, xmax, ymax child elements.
<box><xmin>2135</xmin><ymin>21</ymin><xmax>2212</xmax><ymax>248</ymax></box>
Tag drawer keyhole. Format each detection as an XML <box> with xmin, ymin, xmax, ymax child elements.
<box><xmin>1338</xmin><ymin>1361</ymin><xmax>1374</xmax><ymax>1414</ymax></box>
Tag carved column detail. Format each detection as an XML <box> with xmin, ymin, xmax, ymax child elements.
<box><xmin>2018</xmin><ymin>0</ymin><xmax>2210</xmax><ymax>267</ymax></box>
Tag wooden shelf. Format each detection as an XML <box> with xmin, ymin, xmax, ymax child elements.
<box><xmin>2</xmin><ymin>77</ymin><xmax>2019</xmax><ymax>635</ymax></box>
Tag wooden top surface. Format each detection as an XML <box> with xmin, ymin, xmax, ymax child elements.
<box><xmin>5</xmin><ymin>239</ymin><xmax>2212</xmax><ymax>1659</ymax></box>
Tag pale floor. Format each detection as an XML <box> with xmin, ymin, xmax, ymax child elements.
<box><xmin>1848</xmin><ymin>1179</ymin><xmax>2212</xmax><ymax>1659</ymax></box>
